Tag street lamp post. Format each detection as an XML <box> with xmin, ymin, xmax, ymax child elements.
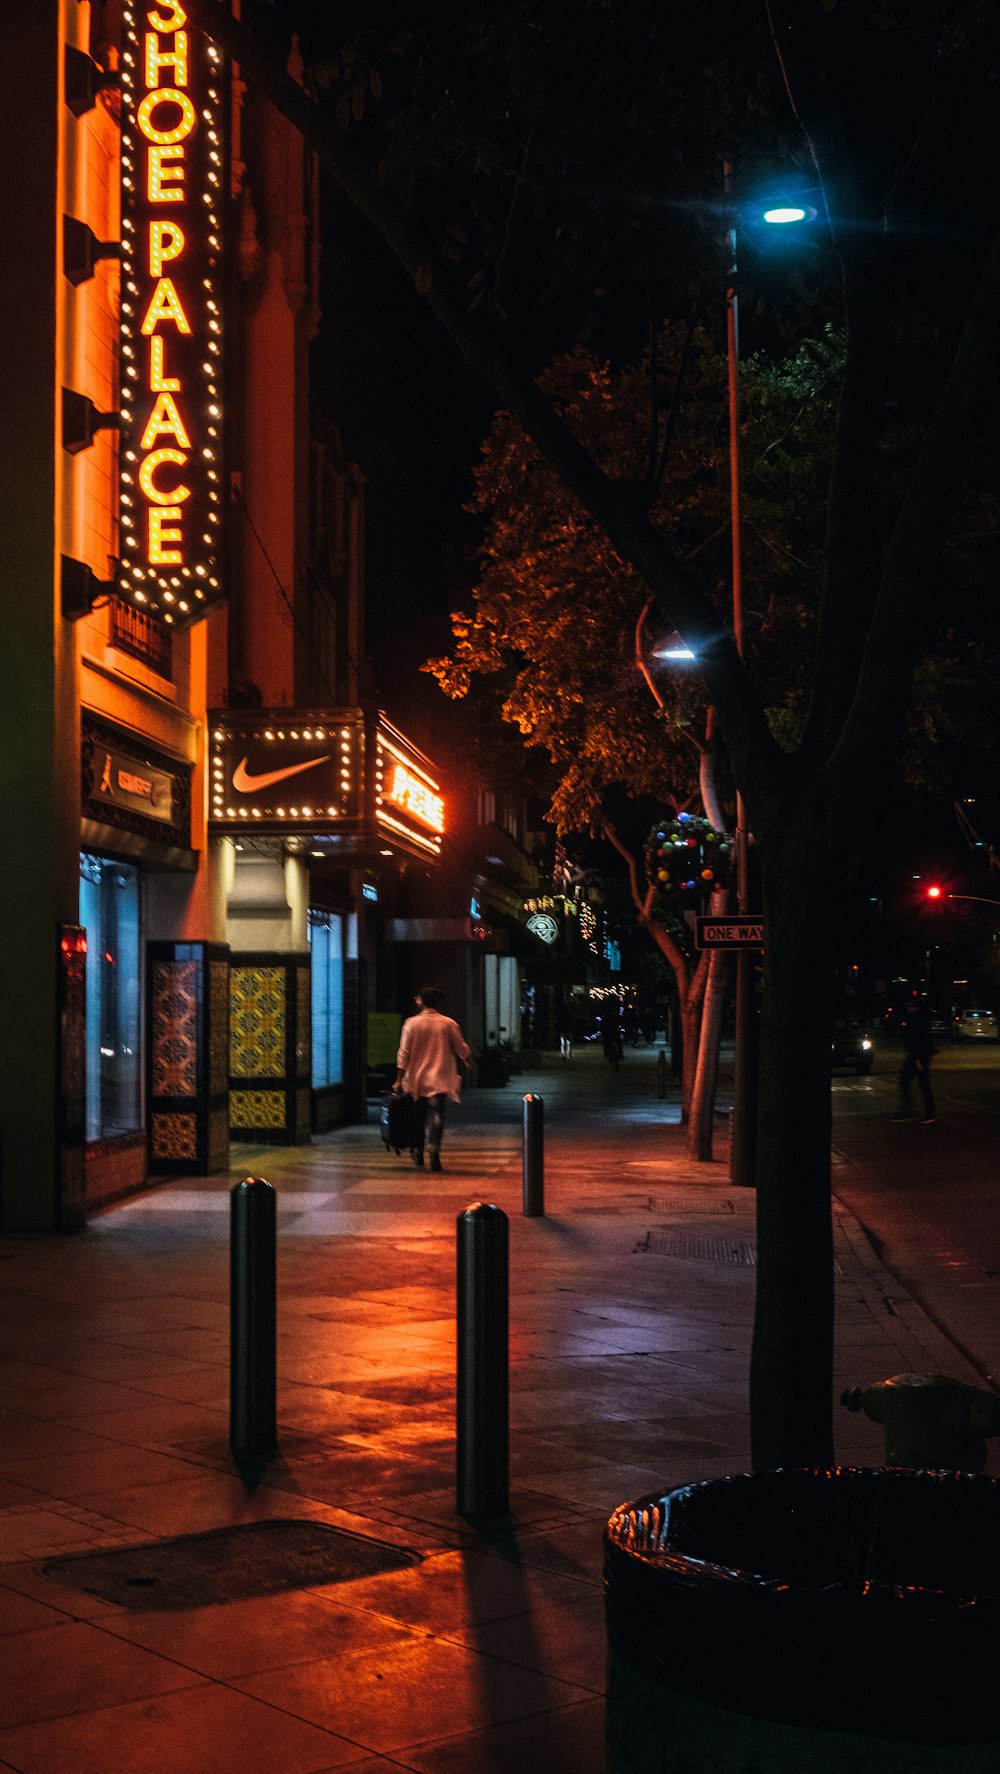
<box><xmin>723</xmin><ymin>174</ymin><xmax>814</xmax><ymax>1190</ymax></box>
<box><xmin>653</xmin><ymin>179</ymin><xmax>812</xmax><ymax>1186</ymax></box>
<box><xmin>724</xmin><ymin>162</ymin><xmax>756</xmax><ymax>1191</ymax></box>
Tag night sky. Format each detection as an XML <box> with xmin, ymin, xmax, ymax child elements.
<box><xmin>315</xmin><ymin>178</ymin><xmax>495</xmax><ymax>723</ymax></box>
<box><xmin>306</xmin><ymin>43</ymin><xmax>1000</xmax><ymax>988</ymax></box>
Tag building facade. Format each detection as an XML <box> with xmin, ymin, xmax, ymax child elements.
<box><xmin>0</xmin><ymin>1</ymin><xmax>443</xmax><ymax>1230</ymax></box>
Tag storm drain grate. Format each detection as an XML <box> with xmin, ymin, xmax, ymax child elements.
<box><xmin>647</xmin><ymin>1194</ymin><xmax>735</xmax><ymax>1215</ymax></box>
<box><xmin>635</xmin><ymin>1228</ymin><xmax>758</xmax><ymax>1265</ymax></box>
<box><xmin>42</xmin><ymin>1518</ymin><xmax>419</xmax><ymax>1611</ymax></box>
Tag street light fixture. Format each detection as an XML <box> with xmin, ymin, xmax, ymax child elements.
<box><xmin>760</xmin><ymin>204</ymin><xmax>817</xmax><ymax>227</ymax></box>
<box><xmin>652</xmin><ymin>633</ymin><xmax>697</xmax><ymax>662</ymax></box>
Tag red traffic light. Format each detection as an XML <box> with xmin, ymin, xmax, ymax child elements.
<box><xmin>926</xmin><ymin>885</ymin><xmax>943</xmax><ymax>900</ymax></box>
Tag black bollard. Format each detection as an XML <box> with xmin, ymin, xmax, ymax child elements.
<box><xmin>230</xmin><ymin>1176</ymin><xmax>277</xmax><ymax>1456</ymax></box>
<box><xmin>522</xmin><ymin>1092</ymin><xmax>544</xmax><ymax>1217</ymax></box>
<box><xmin>456</xmin><ymin>1202</ymin><xmax>509</xmax><ymax>1518</ymax></box>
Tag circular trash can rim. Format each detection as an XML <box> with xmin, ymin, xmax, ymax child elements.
<box><xmin>605</xmin><ymin>1465</ymin><xmax>1000</xmax><ymax>1603</ymax></box>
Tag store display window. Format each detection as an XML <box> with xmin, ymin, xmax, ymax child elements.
<box><xmin>79</xmin><ymin>854</ymin><xmax>142</xmax><ymax>1140</ymax></box>
<box><xmin>309</xmin><ymin>909</ymin><xmax>344</xmax><ymax>1089</ymax></box>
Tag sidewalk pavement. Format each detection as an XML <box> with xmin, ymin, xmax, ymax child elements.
<box><xmin>0</xmin><ymin>1049</ymin><xmax>992</xmax><ymax>1774</ymax></box>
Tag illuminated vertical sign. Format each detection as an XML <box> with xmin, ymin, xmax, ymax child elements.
<box><xmin>387</xmin><ymin>763</ymin><xmax>445</xmax><ymax>834</ymax></box>
<box><xmin>373</xmin><ymin>727</ymin><xmax>445</xmax><ymax>857</ymax></box>
<box><xmin>118</xmin><ymin>2</ymin><xmax>225</xmax><ymax>625</ymax></box>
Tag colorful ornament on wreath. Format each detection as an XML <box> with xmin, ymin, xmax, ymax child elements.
<box><xmin>644</xmin><ymin>814</ymin><xmax>732</xmax><ymax>911</ymax></box>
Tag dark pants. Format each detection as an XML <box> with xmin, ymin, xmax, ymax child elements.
<box><xmin>413</xmin><ymin>1093</ymin><xmax>448</xmax><ymax>1156</ymax></box>
<box><xmin>900</xmin><ymin>1055</ymin><xmax>936</xmax><ymax>1118</ymax></box>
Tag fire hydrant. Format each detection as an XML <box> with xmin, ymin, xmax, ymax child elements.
<box><xmin>841</xmin><ymin>1372</ymin><xmax>1000</xmax><ymax>1472</ymax></box>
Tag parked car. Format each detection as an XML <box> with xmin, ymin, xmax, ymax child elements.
<box><xmin>953</xmin><ymin>1008</ymin><xmax>998</xmax><ymax>1041</ymax></box>
<box><xmin>831</xmin><ymin>1019</ymin><xmax>874</xmax><ymax>1075</ymax></box>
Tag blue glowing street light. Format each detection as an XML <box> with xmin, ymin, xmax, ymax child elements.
<box><xmin>760</xmin><ymin>203</ymin><xmax>817</xmax><ymax>227</ymax></box>
<box><xmin>652</xmin><ymin>633</ymin><xmax>696</xmax><ymax>662</ymax></box>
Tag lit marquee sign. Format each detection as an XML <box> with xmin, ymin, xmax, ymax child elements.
<box><xmin>209</xmin><ymin>718</ymin><xmax>359</xmax><ymax>829</ymax></box>
<box><xmin>376</xmin><ymin>725</ymin><xmax>445</xmax><ymax>856</ymax></box>
<box><xmin>388</xmin><ymin>764</ymin><xmax>444</xmax><ymax>833</ymax></box>
<box><xmin>118</xmin><ymin>1</ymin><xmax>225</xmax><ymax>625</ymax></box>
<box><xmin>207</xmin><ymin>710</ymin><xmax>446</xmax><ymax>861</ymax></box>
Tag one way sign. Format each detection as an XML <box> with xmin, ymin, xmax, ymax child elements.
<box><xmin>695</xmin><ymin>916</ymin><xmax>765</xmax><ymax>950</ymax></box>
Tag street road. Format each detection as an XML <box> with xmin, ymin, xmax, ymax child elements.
<box><xmin>831</xmin><ymin>1034</ymin><xmax>1000</xmax><ymax>1381</ymax></box>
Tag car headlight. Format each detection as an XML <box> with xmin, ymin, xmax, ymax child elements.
<box><xmin>861</xmin><ymin>1038</ymin><xmax>872</xmax><ymax>1050</ymax></box>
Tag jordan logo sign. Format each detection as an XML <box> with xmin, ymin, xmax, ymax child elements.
<box><xmin>118</xmin><ymin>1</ymin><xmax>225</xmax><ymax>626</ymax></box>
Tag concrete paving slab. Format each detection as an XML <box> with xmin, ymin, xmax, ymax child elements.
<box><xmin>0</xmin><ymin>1050</ymin><xmax>995</xmax><ymax>1768</ymax></box>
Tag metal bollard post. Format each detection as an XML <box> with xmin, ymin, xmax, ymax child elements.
<box><xmin>522</xmin><ymin>1092</ymin><xmax>544</xmax><ymax>1217</ymax></box>
<box><xmin>230</xmin><ymin>1176</ymin><xmax>277</xmax><ymax>1456</ymax></box>
<box><xmin>456</xmin><ymin>1202</ymin><xmax>509</xmax><ymax>1518</ymax></box>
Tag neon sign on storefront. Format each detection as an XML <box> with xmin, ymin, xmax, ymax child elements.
<box><xmin>118</xmin><ymin>2</ymin><xmax>225</xmax><ymax>624</ymax></box>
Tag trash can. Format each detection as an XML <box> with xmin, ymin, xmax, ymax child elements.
<box><xmin>605</xmin><ymin>1467</ymin><xmax>1000</xmax><ymax>1773</ymax></box>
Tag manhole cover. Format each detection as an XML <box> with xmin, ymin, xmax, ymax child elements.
<box><xmin>43</xmin><ymin>1518</ymin><xmax>418</xmax><ymax>1611</ymax></box>
<box><xmin>635</xmin><ymin>1229</ymin><xmax>758</xmax><ymax>1265</ymax></box>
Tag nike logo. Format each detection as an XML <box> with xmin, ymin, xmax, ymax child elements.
<box><xmin>231</xmin><ymin>754</ymin><xmax>331</xmax><ymax>794</ymax></box>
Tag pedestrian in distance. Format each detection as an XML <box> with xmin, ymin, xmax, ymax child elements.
<box><xmin>601</xmin><ymin>1008</ymin><xmax>624</xmax><ymax>1071</ymax></box>
<box><xmin>394</xmin><ymin>987</ymin><xmax>472</xmax><ymax>1171</ymax></box>
<box><xmin>555</xmin><ymin>1001</ymin><xmax>573</xmax><ymax>1062</ymax></box>
<box><xmin>894</xmin><ymin>1001</ymin><xmax>937</xmax><ymax>1124</ymax></box>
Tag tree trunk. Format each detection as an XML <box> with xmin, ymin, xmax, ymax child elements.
<box><xmin>678</xmin><ymin>963</ymin><xmax>706</xmax><ymax>1124</ymax></box>
<box><xmin>686</xmin><ymin>946</ymin><xmax>728</xmax><ymax>1159</ymax></box>
<box><xmin>749</xmin><ymin>812</ymin><xmax>839</xmax><ymax>1469</ymax></box>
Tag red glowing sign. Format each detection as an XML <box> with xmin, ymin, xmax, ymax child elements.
<box><xmin>387</xmin><ymin>764</ymin><xmax>445</xmax><ymax>834</ymax></box>
<box><xmin>118</xmin><ymin>2</ymin><xmax>225</xmax><ymax>625</ymax></box>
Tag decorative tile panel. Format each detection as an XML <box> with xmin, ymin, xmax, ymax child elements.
<box><xmin>230</xmin><ymin>1089</ymin><xmax>287</xmax><ymax>1130</ymax></box>
<box><xmin>148</xmin><ymin>940</ymin><xmax>230</xmax><ymax>1178</ymax></box>
<box><xmin>151</xmin><ymin>1111</ymin><xmax>198</xmax><ymax>1160</ymax></box>
<box><xmin>151</xmin><ymin>961</ymin><xmax>198</xmax><ymax>1097</ymax></box>
<box><xmin>230</xmin><ymin>967</ymin><xmax>286</xmax><ymax>1078</ymax></box>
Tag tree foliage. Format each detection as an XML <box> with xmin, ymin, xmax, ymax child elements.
<box><xmin>427</xmin><ymin>328</ymin><xmax>842</xmax><ymax>832</ymax></box>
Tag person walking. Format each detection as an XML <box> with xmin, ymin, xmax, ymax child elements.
<box><xmin>394</xmin><ymin>987</ymin><xmax>472</xmax><ymax>1171</ymax></box>
<box><xmin>555</xmin><ymin>1001</ymin><xmax>573</xmax><ymax>1062</ymax></box>
<box><xmin>602</xmin><ymin>1007</ymin><xmax>624</xmax><ymax>1070</ymax></box>
<box><xmin>895</xmin><ymin>1001</ymin><xmax>937</xmax><ymax>1123</ymax></box>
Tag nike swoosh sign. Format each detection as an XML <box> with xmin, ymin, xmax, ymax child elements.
<box><xmin>232</xmin><ymin>755</ymin><xmax>331</xmax><ymax>794</ymax></box>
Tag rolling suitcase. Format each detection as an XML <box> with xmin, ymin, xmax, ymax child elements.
<box><xmin>380</xmin><ymin>1090</ymin><xmax>415</xmax><ymax>1154</ymax></box>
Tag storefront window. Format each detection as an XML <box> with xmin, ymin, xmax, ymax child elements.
<box><xmin>309</xmin><ymin>910</ymin><xmax>344</xmax><ymax>1089</ymax></box>
<box><xmin>79</xmin><ymin>854</ymin><xmax>142</xmax><ymax>1140</ymax></box>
